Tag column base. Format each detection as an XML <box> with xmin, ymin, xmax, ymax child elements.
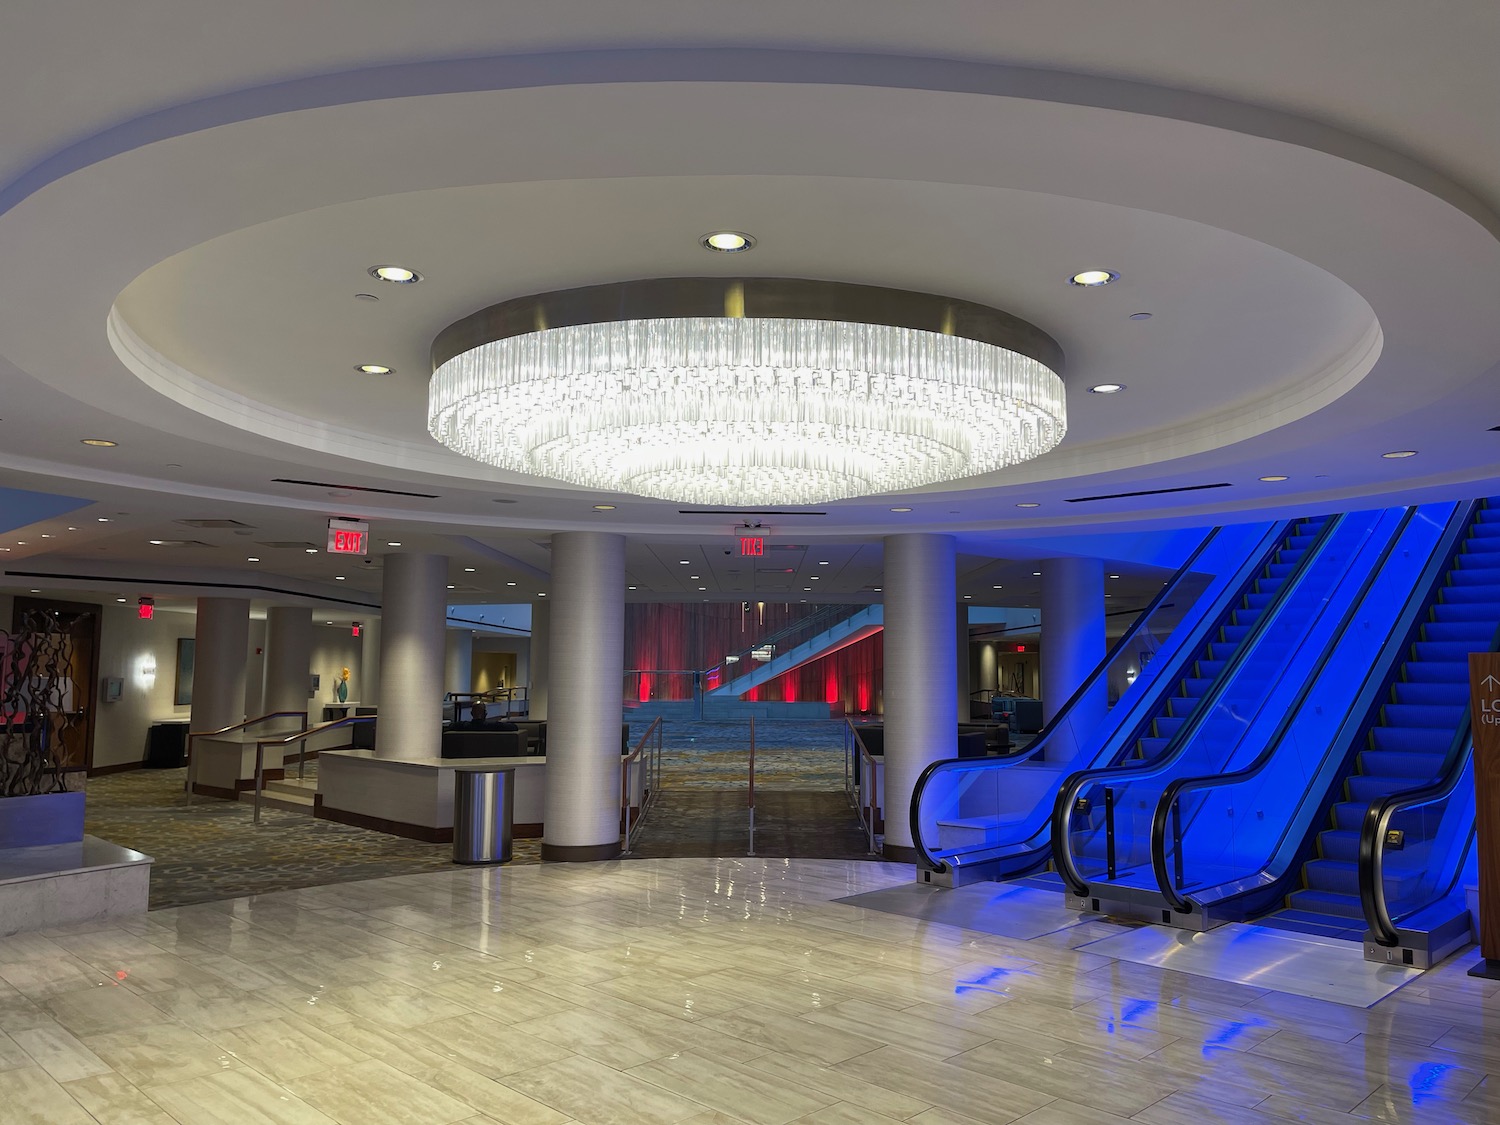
<box><xmin>542</xmin><ymin>841</ymin><xmax>622</xmax><ymax>862</ymax></box>
<box><xmin>881</xmin><ymin>842</ymin><xmax>920</xmax><ymax>863</ymax></box>
<box><xmin>1468</xmin><ymin>957</ymin><xmax>1500</xmax><ymax>980</ymax></box>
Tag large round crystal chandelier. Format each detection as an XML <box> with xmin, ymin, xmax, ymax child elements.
<box><xmin>428</xmin><ymin>278</ymin><xmax>1065</xmax><ymax>505</ymax></box>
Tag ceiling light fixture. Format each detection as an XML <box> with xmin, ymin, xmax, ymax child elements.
<box><xmin>593</xmin><ymin>504</ymin><xmax>616</xmax><ymax>511</ymax></box>
<box><xmin>464</xmin><ymin>567</ymin><xmax>475</xmax><ymax>572</ymax></box>
<box><xmin>1088</xmin><ymin>384</ymin><xmax>1125</xmax><ymax>394</ymax></box>
<box><xmin>1259</xmin><ymin>474</ymin><xmax>1290</xmax><ymax>482</ymax></box>
<box><xmin>428</xmin><ymin>279</ymin><xmax>1065</xmax><ymax>506</ymax></box>
<box><xmin>1129</xmin><ymin>312</ymin><xmax>1153</xmax><ymax>321</ymax></box>
<box><xmin>1016</xmin><ymin>502</ymin><xmax>1040</xmax><ymax>508</ymax></box>
<box><xmin>701</xmin><ymin>231</ymin><xmax>756</xmax><ymax>253</ymax></box>
<box><xmin>148</xmin><ymin>539</ymin><xmax>164</xmax><ymax>545</ymax></box>
<box><xmin>369</xmin><ymin>265</ymin><xmax>421</xmax><ymax>284</ymax></box>
<box><xmin>305</xmin><ymin>548</ymin><xmax>318</xmax><ymax>554</ymax></box>
<box><xmin>97</xmin><ymin>517</ymin><xmax>110</xmax><ymax>522</ymax></box>
<box><xmin>247</xmin><ymin>557</ymin><xmax>259</xmax><ymax>562</ymax></box>
<box><xmin>335</xmin><ymin>576</ymin><xmax>346</xmax><ymax>581</ymax></box>
<box><xmin>81</xmin><ymin>438</ymin><xmax>117</xmax><ymax>447</ymax></box>
<box><xmin>1070</xmin><ymin>269</ymin><xmax>1119</xmax><ymax>287</ymax></box>
<box><xmin>387</xmin><ymin>541</ymin><xmax>401</xmax><ymax>547</ymax></box>
<box><xmin>355</xmin><ymin>364</ymin><xmax>393</xmax><ymax>375</ymax></box>
<box><xmin>890</xmin><ymin>507</ymin><xmax>913</xmax><ymax>513</ymax></box>
<box><xmin>1382</xmin><ymin>450</ymin><xmax>1418</xmax><ymax>459</ymax></box>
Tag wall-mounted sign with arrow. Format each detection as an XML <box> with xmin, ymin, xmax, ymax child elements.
<box><xmin>1468</xmin><ymin>652</ymin><xmax>1500</xmax><ymax>976</ymax></box>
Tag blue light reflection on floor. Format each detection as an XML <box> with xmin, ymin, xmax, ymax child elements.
<box><xmin>954</xmin><ymin>964</ymin><xmax>1034</xmax><ymax>996</ymax></box>
<box><xmin>1407</xmin><ymin>1061</ymin><xmax>1456</xmax><ymax>1106</ymax></box>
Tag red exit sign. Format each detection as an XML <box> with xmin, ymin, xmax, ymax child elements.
<box><xmin>739</xmin><ymin>536</ymin><xmax>765</xmax><ymax>557</ymax></box>
<box><xmin>327</xmin><ymin>518</ymin><xmax>369</xmax><ymax>556</ymax></box>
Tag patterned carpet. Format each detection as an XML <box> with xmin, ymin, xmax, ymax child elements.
<box><xmin>82</xmin><ymin>719</ymin><xmax>871</xmax><ymax>908</ymax></box>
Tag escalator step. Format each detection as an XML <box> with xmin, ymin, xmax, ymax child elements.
<box><xmin>1420</xmin><ymin>621</ymin><xmax>1495</xmax><ymax>643</ymax></box>
<box><xmin>1357</xmin><ymin>749</ymin><xmax>1447</xmax><ymax>778</ymax></box>
<box><xmin>1347</xmin><ymin>774</ymin><xmax>1427</xmax><ymax>802</ymax></box>
<box><xmin>1438</xmin><ymin>585</ymin><xmax>1500</xmax><ymax>604</ymax></box>
<box><xmin>1305</xmin><ymin>859</ymin><xmax>1360</xmax><ymax>895</ymax></box>
<box><xmin>1154</xmin><ymin>716</ymin><xmax>1185</xmax><ymax>739</ymax></box>
<box><xmin>1390</xmin><ymin>680</ymin><xmax>1469</xmax><ymax>706</ymax></box>
<box><xmin>1264</xmin><ymin>562</ymin><xmax>1300</xmax><ymax>579</ymax></box>
<box><xmin>1318</xmin><ymin>829</ymin><xmax>1360</xmax><ymax>863</ymax></box>
<box><xmin>1286</xmin><ymin>888</ymin><xmax>1366</xmax><ymax>919</ymax></box>
<box><xmin>1370</xmin><ymin>726</ymin><xmax>1453</xmax><ymax>754</ymax></box>
<box><xmin>1243</xmin><ymin>592</ymin><xmax>1274</xmax><ymax>609</ymax></box>
<box><xmin>1446</xmin><ymin>567</ymin><xmax>1500</xmax><ymax>585</ymax></box>
<box><xmin>1332</xmin><ymin>801</ymin><xmax>1366</xmax><ymax>831</ymax></box>
<box><xmin>1137</xmin><ymin>737</ymin><xmax>1169</xmax><ymax>759</ymax></box>
<box><xmin>1403</xmin><ymin>660</ymin><xmax>1471</xmax><ymax>683</ymax></box>
<box><xmin>1220</xmin><ymin>625</ymin><xmax>1251</xmax><ymax>643</ymax></box>
<box><xmin>1428</xmin><ymin>602</ymin><xmax>1500</xmax><ymax>624</ymax></box>
<box><xmin>1380</xmin><ymin>703</ymin><xmax>1466</xmax><ymax>728</ymax></box>
<box><xmin>1180</xmin><ymin>678</ymin><xmax>1215</xmax><ymax>697</ymax></box>
<box><xmin>1412</xmin><ymin>641</ymin><xmax>1484</xmax><ymax>661</ymax></box>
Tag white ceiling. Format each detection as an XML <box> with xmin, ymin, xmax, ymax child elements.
<box><xmin>2</xmin><ymin>2</ymin><xmax>1500</xmax><ymax>605</ymax></box>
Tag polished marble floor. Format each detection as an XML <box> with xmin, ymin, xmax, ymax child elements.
<box><xmin>0</xmin><ymin>857</ymin><xmax>1496</xmax><ymax>1125</ymax></box>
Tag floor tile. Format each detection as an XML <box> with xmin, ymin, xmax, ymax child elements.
<box><xmin>0</xmin><ymin>1065</ymin><xmax>100</xmax><ymax>1124</ymax></box>
<box><xmin>504</xmin><ymin>1055</ymin><xmax>709</xmax><ymax>1125</ymax></box>
<box><xmin>144</xmin><ymin>1067</ymin><xmax>339</xmax><ymax>1124</ymax></box>
<box><xmin>286</xmin><ymin>1058</ymin><xmax>475</xmax><ymax>1125</ymax></box>
<box><xmin>625</xmin><ymin>1050</ymin><xmax>837</xmax><ymax>1125</ymax></box>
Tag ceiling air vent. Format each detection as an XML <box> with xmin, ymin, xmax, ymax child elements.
<box><xmin>175</xmin><ymin>519</ymin><xmax>256</xmax><ymax>529</ymax></box>
<box><xmin>677</xmin><ymin>509</ymin><xmax>827</xmax><ymax>516</ymax></box>
<box><xmin>1064</xmin><ymin>483</ymin><xmax>1231</xmax><ymax>503</ymax></box>
<box><xmin>272</xmin><ymin>478</ymin><xmax>439</xmax><ymax>499</ymax></box>
<box><xmin>146</xmin><ymin>539</ymin><xmax>214</xmax><ymax>548</ymax></box>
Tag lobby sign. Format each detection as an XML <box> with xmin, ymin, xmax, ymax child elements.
<box><xmin>1470</xmin><ymin>652</ymin><xmax>1500</xmax><ymax>970</ymax></box>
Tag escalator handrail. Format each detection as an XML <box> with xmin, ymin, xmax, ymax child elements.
<box><xmin>1361</xmin><ymin>616</ymin><xmax>1500</xmax><ymax>947</ymax></box>
<box><xmin>1052</xmin><ymin>513</ymin><xmax>1344</xmax><ymax>898</ymax></box>
<box><xmin>908</xmin><ymin>522</ymin><xmax>1244</xmax><ymax>872</ymax></box>
<box><xmin>1150</xmin><ymin>503</ymin><xmax>1440</xmax><ymax>913</ymax></box>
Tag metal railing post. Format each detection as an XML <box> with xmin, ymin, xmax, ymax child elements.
<box><xmin>1104</xmin><ymin>787</ymin><xmax>1117</xmax><ymax>881</ymax></box>
<box><xmin>747</xmin><ymin>716</ymin><xmax>756</xmax><ymax>857</ymax></box>
<box><xmin>253</xmin><ymin>741</ymin><xmax>265</xmax><ymax>826</ymax></box>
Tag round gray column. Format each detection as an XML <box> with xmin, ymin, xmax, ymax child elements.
<box><xmin>262</xmin><ymin>606</ymin><xmax>312</xmax><ymax>717</ymax></box>
<box><xmin>445</xmin><ymin>629</ymin><xmax>473</xmax><ymax>696</ymax></box>
<box><xmin>376</xmin><ymin>553</ymin><xmax>448</xmax><ymax>761</ymax></box>
<box><xmin>542</xmin><ymin>532</ymin><xmax>624</xmax><ymax>861</ymax></box>
<box><xmin>189</xmin><ymin>597</ymin><xmax>250</xmax><ymax>733</ymax></box>
<box><xmin>528</xmin><ymin>601</ymin><xmax>549</xmax><ymax>721</ymax></box>
<box><xmin>957</xmin><ymin>604</ymin><xmax>972</xmax><ymax>722</ymax></box>
<box><xmin>882</xmin><ymin>533</ymin><xmax>957</xmax><ymax>861</ymax></box>
<box><xmin>979</xmin><ymin>641</ymin><xmax>999</xmax><ymax>694</ymax></box>
<box><xmin>1041</xmin><ymin>556</ymin><xmax>1106</xmax><ymax>743</ymax></box>
<box><xmin>358</xmin><ymin>617</ymin><xmax>381</xmax><ymax>706</ymax></box>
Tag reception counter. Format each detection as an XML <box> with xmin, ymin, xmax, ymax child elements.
<box><xmin>316</xmin><ymin>748</ymin><xmax>644</xmax><ymax>843</ymax></box>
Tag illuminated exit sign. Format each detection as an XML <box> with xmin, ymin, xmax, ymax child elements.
<box><xmin>738</xmin><ymin>536</ymin><xmax>765</xmax><ymax>557</ymax></box>
<box><xmin>327</xmin><ymin>518</ymin><xmax>369</xmax><ymax>556</ymax></box>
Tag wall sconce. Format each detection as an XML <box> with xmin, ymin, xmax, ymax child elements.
<box><xmin>137</xmin><ymin>655</ymin><xmax>157</xmax><ymax>687</ymax></box>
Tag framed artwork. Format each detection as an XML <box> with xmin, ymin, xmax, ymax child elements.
<box><xmin>174</xmin><ymin>638</ymin><xmax>195</xmax><ymax>706</ymax></box>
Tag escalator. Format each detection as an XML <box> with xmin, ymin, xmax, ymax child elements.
<box><xmin>1052</xmin><ymin>506</ymin><xmax>1419</xmax><ymax>918</ymax></box>
<box><xmin>910</xmin><ymin>517</ymin><xmax>1333</xmax><ymax>885</ymax></box>
<box><xmin>1267</xmin><ymin>505</ymin><xmax>1500</xmax><ymax>935</ymax></box>
<box><xmin>1113</xmin><ymin>500</ymin><xmax>1493</xmax><ymax>957</ymax></box>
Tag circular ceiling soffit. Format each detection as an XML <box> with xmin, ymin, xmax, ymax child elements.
<box><xmin>428</xmin><ymin>277</ymin><xmax>1065</xmax><ymax>505</ymax></box>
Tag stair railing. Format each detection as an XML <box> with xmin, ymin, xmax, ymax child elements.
<box><xmin>185</xmin><ymin>711</ymin><xmax>308</xmax><ymax>804</ymax></box>
<box><xmin>845</xmin><ymin>719</ymin><xmax>881</xmax><ymax>855</ymax></box>
<box><xmin>249</xmin><ymin>714</ymin><xmax>376</xmax><ymax>825</ymax></box>
<box><xmin>621</xmin><ymin>716</ymin><xmax>665</xmax><ymax>855</ymax></box>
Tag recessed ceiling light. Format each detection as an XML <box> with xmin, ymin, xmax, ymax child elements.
<box><xmin>387</xmin><ymin>541</ymin><xmax>401</xmax><ymax>547</ymax></box>
<box><xmin>701</xmin><ymin>231</ymin><xmax>756</xmax><ymax>253</ymax></box>
<box><xmin>890</xmin><ymin>507</ymin><xmax>913</xmax><ymax>513</ymax></box>
<box><xmin>247</xmin><ymin>557</ymin><xmax>259</xmax><ymax>562</ymax></box>
<box><xmin>355</xmin><ymin>364</ymin><xmax>393</xmax><ymax>375</ymax></box>
<box><xmin>1129</xmin><ymin>312</ymin><xmax>1153</xmax><ymax>321</ymax></box>
<box><xmin>305</xmin><ymin>548</ymin><xmax>318</xmax><ymax>554</ymax></box>
<box><xmin>326</xmin><ymin>621</ymin><xmax>333</xmax><ymax>625</ymax></box>
<box><xmin>66</xmin><ymin>527</ymin><xmax>76</xmax><ymax>531</ymax></box>
<box><xmin>335</xmin><ymin>576</ymin><xmax>346</xmax><ymax>581</ymax></box>
<box><xmin>680</xmin><ymin>560</ymin><xmax>691</xmax><ymax>564</ymax></box>
<box><xmin>698</xmin><ymin>586</ymin><xmax>707</xmax><ymax>591</ymax></box>
<box><xmin>873</xmin><ymin>588</ymin><xmax>881</xmax><ymax>592</ymax></box>
<box><xmin>507</xmin><ymin>581</ymin><xmax>516</xmax><ymax>586</ymax></box>
<box><xmin>538</xmin><ymin>593</ymin><xmax>547</xmax><ymax>597</ymax></box>
<box><xmin>148</xmin><ymin>539</ymin><xmax>164</xmax><ymax>545</ymax></box>
<box><xmin>1070</xmin><ymin>269</ymin><xmax>1119</xmax><ymax>287</ymax></box>
<box><xmin>116</xmin><ymin>598</ymin><xmax>126</xmax><ymax>603</ymax></box>
<box><xmin>963</xmin><ymin>595</ymin><xmax>972</xmax><ymax>599</ymax></box>
<box><xmin>369</xmin><ymin>265</ymin><xmax>421</xmax><ymax>284</ymax></box>
<box><xmin>464</xmin><ymin>567</ymin><xmax>475</xmax><ymax>572</ymax></box>
<box><xmin>1088</xmin><ymin>384</ymin><xmax>1126</xmax><ymax>394</ymax></box>
<box><xmin>992</xmin><ymin>584</ymin><xmax>1002</xmax><ymax>589</ymax></box>
<box><xmin>690</xmin><ymin>575</ymin><xmax>700</xmax><ymax>579</ymax></box>
<box><xmin>81</xmin><ymin>438</ymin><xmax>117</xmax><ymax>447</ymax></box>
<box><xmin>1382</xmin><ymin>450</ymin><xmax>1418</xmax><ymax>459</ymax></box>
<box><xmin>40</xmin><ymin>534</ymin><xmax>49</xmax><ymax>538</ymax></box>
<box><xmin>593</xmin><ymin>504</ymin><xmax>616</xmax><ymax>511</ymax></box>
<box><xmin>1259</xmin><ymin>474</ymin><xmax>1290</xmax><ymax>482</ymax></box>
<box><xmin>804</xmin><ymin>587</ymin><xmax>812</xmax><ymax>592</ymax></box>
<box><xmin>97</xmin><ymin>517</ymin><xmax>110</xmax><ymax>522</ymax></box>
<box><xmin>1108</xmin><ymin>573</ymin><xmax>1121</xmax><ymax>579</ymax></box>
<box><xmin>628</xmin><ymin>585</ymin><xmax>637</xmax><ymax>590</ymax></box>
<box><xmin>818</xmin><ymin>561</ymin><xmax>830</xmax><ymax>566</ymax></box>
<box><xmin>447</xmin><ymin>584</ymin><xmax>456</xmax><ymax>589</ymax></box>
<box><xmin>1016</xmin><ymin>502</ymin><xmax>1040</xmax><ymax>508</ymax></box>
<box><xmin>1033</xmin><ymin>571</ymin><xmax>1042</xmax><ymax>576</ymax></box>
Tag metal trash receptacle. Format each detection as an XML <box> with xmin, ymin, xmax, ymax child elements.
<box><xmin>452</xmin><ymin>767</ymin><xmax>514</xmax><ymax>864</ymax></box>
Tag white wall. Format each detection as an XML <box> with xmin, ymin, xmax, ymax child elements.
<box><xmin>310</xmin><ymin>623</ymin><xmax>362</xmax><ymax>710</ymax></box>
<box><xmin>92</xmin><ymin>606</ymin><xmax>194</xmax><ymax>769</ymax></box>
<box><xmin>245</xmin><ymin>618</ymin><xmax>266</xmax><ymax>718</ymax></box>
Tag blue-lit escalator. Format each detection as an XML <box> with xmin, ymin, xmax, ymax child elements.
<box><xmin>910</xmin><ymin>517</ymin><xmax>1333</xmax><ymax>885</ymax></box>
